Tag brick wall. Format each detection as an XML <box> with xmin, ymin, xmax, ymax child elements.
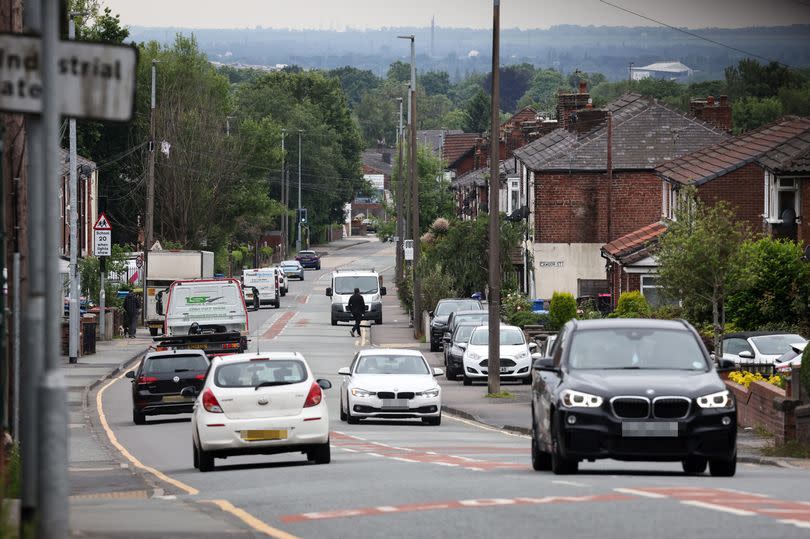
<box><xmin>535</xmin><ymin>170</ymin><xmax>661</xmax><ymax>243</ymax></box>
<box><xmin>697</xmin><ymin>163</ymin><xmax>765</xmax><ymax>234</ymax></box>
<box><xmin>799</xmin><ymin>179</ymin><xmax>810</xmax><ymax>246</ymax></box>
<box><xmin>725</xmin><ymin>380</ymin><xmax>798</xmax><ymax>443</ymax></box>
<box><xmin>689</xmin><ymin>96</ymin><xmax>732</xmax><ymax>132</ymax></box>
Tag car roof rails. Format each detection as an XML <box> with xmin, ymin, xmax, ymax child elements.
<box><xmin>333</xmin><ymin>268</ymin><xmax>376</xmax><ymax>273</ymax></box>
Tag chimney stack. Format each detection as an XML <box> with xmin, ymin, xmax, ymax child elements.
<box><xmin>579</xmin><ymin>80</ymin><xmax>587</xmax><ymax>94</ymax></box>
<box><xmin>689</xmin><ymin>95</ymin><xmax>732</xmax><ymax>132</ymax></box>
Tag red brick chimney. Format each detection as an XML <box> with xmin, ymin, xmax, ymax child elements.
<box><xmin>690</xmin><ymin>95</ymin><xmax>732</xmax><ymax>132</ymax></box>
<box><xmin>579</xmin><ymin>80</ymin><xmax>587</xmax><ymax>94</ymax></box>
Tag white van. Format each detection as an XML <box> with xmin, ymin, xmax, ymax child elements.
<box><xmin>242</xmin><ymin>268</ymin><xmax>281</xmax><ymax>309</ymax></box>
<box><xmin>325</xmin><ymin>269</ymin><xmax>386</xmax><ymax>326</ymax></box>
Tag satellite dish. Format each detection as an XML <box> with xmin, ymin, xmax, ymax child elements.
<box><xmin>781</xmin><ymin>207</ymin><xmax>796</xmax><ymax>223</ymax></box>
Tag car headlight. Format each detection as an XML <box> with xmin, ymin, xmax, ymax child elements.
<box><xmin>416</xmin><ymin>388</ymin><xmax>440</xmax><ymax>398</ymax></box>
<box><xmin>351</xmin><ymin>388</ymin><xmax>376</xmax><ymax>398</ymax></box>
<box><xmin>514</xmin><ymin>351</ymin><xmax>529</xmax><ymax>360</ymax></box>
<box><xmin>560</xmin><ymin>389</ymin><xmax>603</xmax><ymax>408</ymax></box>
<box><xmin>467</xmin><ymin>352</ymin><xmax>481</xmax><ymax>361</ymax></box>
<box><xmin>696</xmin><ymin>390</ymin><xmax>734</xmax><ymax>409</ymax></box>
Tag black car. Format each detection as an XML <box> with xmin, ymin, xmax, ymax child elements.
<box><xmin>443</xmin><ymin>322</ymin><xmax>485</xmax><ymax>380</ymax></box>
<box><xmin>531</xmin><ymin>319</ymin><xmax>736</xmax><ymax>476</ymax></box>
<box><xmin>126</xmin><ymin>350</ymin><xmax>210</xmax><ymax>425</ymax></box>
<box><xmin>444</xmin><ymin>309</ymin><xmax>490</xmax><ymax>344</ymax></box>
<box><xmin>429</xmin><ymin>299</ymin><xmax>483</xmax><ymax>352</ymax></box>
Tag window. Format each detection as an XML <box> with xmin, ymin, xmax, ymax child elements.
<box><xmin>215</xmin><ymin>360</ymin><xmax>307</xmax><ymax>387</ymax></box>
<box><xmin>641</xmin><ymin>275</ymin><xmax>666</xmax><ymax>308</ymax></box>
<box><xmin>567</xmin><ymin>329</ymin><xmax>708</xmax><ymax>371</ymax></box>
<box><xmin>506</xmin><ymin>178</ymin><xmax>520</xmax><ymax>215</ymax></box>
<box><xmin>663</xmin><ymin>181</ymin><xmax>680</xmax><ymax>221</ymax></box>
<box><xmin>765</xmin><ymin>172</ymin><xmax>800</xmax><ymax>223</ymax></box>
<box><xmin>723</xmin><ymin>338</ymin><xmax>753</xmax><ymax>356</ymax></box>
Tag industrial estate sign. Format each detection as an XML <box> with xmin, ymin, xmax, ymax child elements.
<box><xmin>93</xmin><ymin>212</ymin><xmax>112</xmax><ymax>257</ymax></box>
<box><xmin>0</xmin><ymin>33</ymin><xmax>137</xmax><ymax>121</ymax></box>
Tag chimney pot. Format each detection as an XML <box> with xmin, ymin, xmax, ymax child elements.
<box><xmin>707</xmin><ymin>95</ymin><xmax>715</xmax><ymax>106</ymax></box>
<box><xmin>579</xmin><ymin>80</ymin><xmax>587</xmax><ymax>94</ymax></box>
<box><xmin>719</xmin><ymin>95</ymin><xmax>728</xmax><ymax>107</ymax></box>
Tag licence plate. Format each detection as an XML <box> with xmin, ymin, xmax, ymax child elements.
<box><xmin>241</xmin><ymin>429</ymin><xmax>288</xmax><ymax>442</ymax></box>
<box><xmin>382</xmin><ymin>399</ymin><xmax>408</xmax><ymax>409</ymax></box>
<box><xmin>499</xmin><ymin>367</ymin><xmax>510</xmax><ymax>373</ymax></box>
<box><xmin>622</xmin><ymin>422</ymin><xmax>679</xmax><ymax>438</ymax></box>
<box><xmin>162</xmin><ymin>395</ymin><xmax>189</xmax><ymax>403</ymax></box>
<box><xmin>186</xmin><ymin>343</ymin><xmax>208</xmax><ymax>350</ymax></box>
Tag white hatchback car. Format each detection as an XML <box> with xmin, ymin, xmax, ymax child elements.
<box><xmin>338</xmin><ymin>348</ymin><xmax>443</xmax><ymax>425</ymax></box>
<box><xmin>188</xmin><ymin>352</ymin><xmax>332</xmax><ymax>472</ymax></box>
<box><xmin>462</xmin><ymin>325</ymin><xmax>537</xmax><ymax>385</ymax></box>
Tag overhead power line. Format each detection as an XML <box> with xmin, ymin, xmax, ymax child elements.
<box><xmin>598</xmin><ymin>0</ymin><xmax>795</xmax><ymax>69</ymax></box>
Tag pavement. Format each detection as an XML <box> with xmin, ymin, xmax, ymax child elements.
<box><xmin>369</xmin><ymin>275</ymin><xmax>810</xmax><ymax>470</ymax></box>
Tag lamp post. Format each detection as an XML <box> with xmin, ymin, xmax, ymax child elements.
<box><xmin>296</xmin><ymin>129</ymin><xmax>303</xmax><ymax>252</ymax></box>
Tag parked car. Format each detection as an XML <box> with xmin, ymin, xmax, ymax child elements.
<box><xmin>531</xmin><ymin>319</ymin><xmax>737</xmax><ymax>476</ymax></box>
<box><xmin>443</xmin><ymin>322</ymin><xmax>484</xmax><ymax>381</ymax></box>
<box><xmin>280</xmin><ymin>260</ymin><xmax>305</xmax><ymax>281</ymax></box>
<box><xmin>296</xmin><ymin>250</ymin><xmax>321</xmax><ymax>270</ymax></box>
<box><xmin>775</xmin><ymin>342</ymin><xmax>807</xmax><ymax>373</ymax></box>
<box><xmin>722</xmin><ymin>331</ymin><xmax>807</xmax><ymax>366</ymax></box>
<box><xmin>188</xmin><ymin>352</ymin><xmax>332</xmax><ymax>472</ymax></box>
<box><xmin>444</xmin><ymin>309</ymin><xmax>490</xmax><ymax>342</ymax></box>
<box><xmin>461</xmin><ymin>325</ymin><xmax>537</xmax><ymax>385</ymax></box>
<box><xmin>429</xmin><ymin>298</ymin><xmax>484</xmax><ymax>352</ymax></box>
<box><xmin>273</xmin><ymin>266</ymin><xmax>289</xmax><ymax>296</ymax></box>
<box><xmin>338</xmin><ymin>348</ymin><xmax>443</xmax><ymax>425</ymax></box>
<box><xmin>126</xmin><ymin>349</ymin><xmax>210</xmax><ymax>425</ymax></box>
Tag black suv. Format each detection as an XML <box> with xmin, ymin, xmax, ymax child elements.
<box><xmin>429</xmin><ymin>299</ymin><xmax>483</xmax><ymax>352</ymax></box>
<box><xmin>126</xmin><ymin>350</ymin><xmax>210</xmax><ymax>425</ymax></box>
<box><xmin>531</xmin><ymin>319</ymin><xmax>736</xmax><ymax>476</ymax></box>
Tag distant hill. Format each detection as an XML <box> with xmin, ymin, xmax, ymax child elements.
<box><xmin>128</xmin><ymin>24</ymin><xmax>810</xmax><ymax>81</ymax></box>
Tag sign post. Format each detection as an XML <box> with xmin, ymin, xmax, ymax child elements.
<box><xmin>93</xmin><ymin>213</ymin><xmax>111</xmax><ymax>341</ymax></box>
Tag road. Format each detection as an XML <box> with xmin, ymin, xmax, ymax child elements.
<box><xmin>97</xmin><ymin>240</ymin><xmax>810</xmax><ymax>538</ymax></box>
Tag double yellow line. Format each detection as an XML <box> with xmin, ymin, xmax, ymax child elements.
<box><xmin>96</xmin><ymin>368</ymin><xmax>300</xmax><ymax>538</ymax></box>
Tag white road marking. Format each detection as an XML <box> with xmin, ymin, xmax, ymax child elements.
<box><xmin>614</xmin><ymin>488</ymin><xmax>667</xmax><ymax>499</ymax></box>
<box><xmin>778</xmin><ymin>519</ymin><xmax>810</xmax><ymax>529</ymax></box>
<box><xmin>680</xmin><ymin>500</ymin><xmax>756</xmax><ymax>516</ymax></box>
<box><xmin>552</xmin><ymin>480</ymin><xmax>590</xmax><ymax>488</ymax></box>
<box><xmin>444</xmin><ymin>412</ymin><xmax>530</xmax><ymax>439</ymax></box>
<box><xmin>341</xmin><ymin>447</ymin><xmax>358</xmax><ymax>453</ymax></box>
<box><xmin>391</xmin><ymin>457</ymin><xmax>418</xmax><ymax>463</ymax></box>
<box><xmin>367</xmin><ymin>452</ymin><xmax>384</xmax><ymax>457</ymax></box>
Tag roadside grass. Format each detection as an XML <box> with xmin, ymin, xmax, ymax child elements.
<box><xmin>761</xmin><ymin>439</ymin><xmax>810</xmax><ymax>459</ymax></box>
<box><xmin>486</xmin><ymin>391</ymin><xmax>515</xmax><ymax>399</ymax></box>
<box><xmin>754</xmin><ymin>425</ymin><xmax>775</xmax><ymax>438</ymax></box>
<box><xmin>1</xmin><ymin>444</ymin><xmax>21</xmax><ymax>539</ymax></box>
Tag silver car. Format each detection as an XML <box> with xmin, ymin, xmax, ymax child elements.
<box><xmin>280</xmin><ymin>260</ymin><xmax>305</xmax><ymax>281</ymax></box>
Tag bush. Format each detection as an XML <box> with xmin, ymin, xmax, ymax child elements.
<box><xmin>651</xmin><ymin>304</ymin><xmax>684</xmax><ymax>320</ymax></box>
<box><xmin>728</xmin><ymin>370</ymin><xmax>785</xmax><ymax>389</ymax></box>
<box><xmin>802</xmin><ymin>345</ymin><xmax>810</xmax><ymax>399</ymax></box>
<box><xmin>548</xmin><ymin>291</ymin><xmax>577</xmax><ymax>330</ymax></box>
<box><xmin>420</xmin><ymin>272</ymin><xmax>457</xmax><ymax>316</ymax></box>
<box><xmin>397</xmin><ymin>270</ymin><xmax>413</xmax><ymax>313</ymax></box>
<box><xmin>509</xmin><ymin>310</ymin><xmax>542</xmax><ymax>329</ymax></box>
<box><xmin>612</xmin><ymin>291</ymin><xmax>652</xmax><ymax>318</ymax></box>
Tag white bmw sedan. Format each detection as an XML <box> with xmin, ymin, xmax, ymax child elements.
<box><xmin>188</xmin><ymin>352</ymin><xmax>332</xmax><ymax>472</ymax></box>
<box><xmin>338</xmin><ymin>348</ymin><xmax>443</xmax><ymax>425</ymax></box>
<box><xmin>462</xmin><ymin>325</ymin><xmax>538</xmax><ymax>386</ymax></box>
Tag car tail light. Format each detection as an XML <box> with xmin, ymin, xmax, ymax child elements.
<box><xmin>195</xmin><ymin>374</ymin><xmax>206</xmax><ymax>380</ymax></box>
<box><xmin>222</xmin><ymin>342</ymin><xmax>240</xmax><ymax>350</ymax></box>
<box><xmin>137</xmin><ymin>375</ymin><xmax>158</xmax><ymax>384</ymax></box>
<box><xmin>303</xmin><ymin>382</ymin><xmax>322</xmax><ymax>408</ymax></box>
<box><xmin>202</xmin><ymin>389</ymin><xmax>223</xmax><ymax>413</ymax></box>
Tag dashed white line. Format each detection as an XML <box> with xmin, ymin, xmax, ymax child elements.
<box><xmin>680</xmin><ymin>500</ymin><xmax>756</xmax><ymax>517</ymax></box>
<box><xmin>552</xmin><ymin>480</ymin><xmax>590</xmax><ymax>488</ymax></box>
<box><xmin>614</xmin><ymin>488</ymin><xmax>667</xmax><ymax>499</ymax></box>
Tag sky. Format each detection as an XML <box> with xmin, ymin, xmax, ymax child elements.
<box><xmin>102</xmin><ymin>0</ymin><xmax>810</xmax><ymax>30</ymax></box>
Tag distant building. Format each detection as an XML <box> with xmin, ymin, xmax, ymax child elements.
<box><xmin>631</xmin><ymin>61</ymin><xmax>693</xmax><ymax>81</ymax></box>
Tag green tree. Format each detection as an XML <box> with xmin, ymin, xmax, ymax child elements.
<box><xmin>483</xmin><ymin>63</ymin><xmax>535</xmax><ymax>113</ymax></box>
<box><xmin>732</xmin><ymin>97</ymin><xmax>783</xmax><ymax>134</ymax></box>
<box><xmin>549</xmin><ymin>292</ymin><xmax>577</xmax><ymax>330</ymax></box>
<box><xmin>725</xmin><ymin>59</ymin><xmax>805</xmax><ymax>101</ymax></box>
<box><xmin>391</xmin><ymin>144</ymin><xmax>455</xmax><ymax>234</ymax></box>
<box><xmin>355</xmin><ymin>89</ymin><xmax>398</xmax><ymax>146</ymax></box>
<box><xmin>463</xmin><ymin>89</ymin><xmax>491</xmax><ymax>133</ymax></box>
<box><xmin>327</xmin><ymin>66</ymin><xmax>381</xmax><ymax>108</ymax></box>
<box><xmin>656</xmin><ymin>190</ymin><xmax>749</xmax><ymax>356</ymax></box>
<box><xmin>517</xmin><ymin>69</ymin><xmax>567</xmax><ymax>111</ymax></box>
<box><xmin>613</xmin><ymin>291</ymin><xmax>652</xmax><ymax>318</ymax></box>
<box><xmin>387</xmin><ymin>61</ymin><xmax>411</xmax><ymax>84</ymax></box>
<box><xmin>421</xmin><ymin>71</ymin><xmax>451</xmax><ymax>96</ymax></box>
<box><xmin>726</xmin><ymin>238</ymin><xmax>810</xmax><ymax>331</ymax></box>
<box><xmin>440</xmin><ymin>109</ymin><xmax>468</xmax><ymax>130</ymax></box>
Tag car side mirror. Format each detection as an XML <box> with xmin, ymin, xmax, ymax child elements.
<box><xmin>442</xmin><ymin>334</ymin><xmax>451</xmax><ymax>343</ymax></box>
<box><xmin>338</xmin><ymin>367</ymin><xmax>351</xmax><ymax>376</ymax></box>
<box><xmin>155</xmin><ymin>292</ymin><xmax>164</xmax><ymax>316</ymax></box>
<box><xmin>458</xmin><ymin>343</ymin><xmax>467</xmax><ymax>350</ymax></box>
<box><xmin>180</xmin><ymin>386</ymin><xmax>198</xmax><ymax>397</ymax></box>
<box><xmin>428</xmin><ymin>310</ymin><xmax>434</xmax><ymax>318</ymax></box>
<box><xmin>532</xmin><ymin>357</ymin><xmax>560</xmax><ymax>373</ymax></box>
<box><xmin>531</xmin><ymin>353</ymin><xmax>543</xmax><ymax>361</ymax></box>
<box><xmin>125</xmin><ymin>370</ymin><xmax>135</xmax><ymax>379</ymax></box>
<box><xmin>433</xmin><ymin>368</ymin><xmax>444</xmax><ymax>377</ymax></box>
<box><xmin>528</xmin><ymin>342</ymin><xmax>538</xmax><ymax>352</ymax></box>
<box><xmin>738</xmin><ymin>350</ymin><xmax>754</xmax><ymax>359</ymax></box>
<box><xmin>317</xmin><ymin>379</ymin><xmax>332</xmax><ymax>390</ymax></box>
<box><xmin>380</xmin><ymin>287</ymin><xmax>387</xmax><ymax>296</ymax></box>
<box><xmin>326</xmin><ymin>287</ymin><xmax>333</xmax><ymax>297</ymax></box>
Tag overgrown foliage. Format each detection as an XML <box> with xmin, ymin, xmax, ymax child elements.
<box><xmin>612</xmin><ymin>291</ymin><xmax>652</xmax><ymax>318</ymax></box>
<box><xmin>548</xmin><ymin>292</ymin><xmax>577</xmax><ymax>330</ymax></box>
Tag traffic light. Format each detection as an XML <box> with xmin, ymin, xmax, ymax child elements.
<box><xmin>300</xmin><ymin>208</ymin><xmax>307</xmax><ymax>224</ymax></box>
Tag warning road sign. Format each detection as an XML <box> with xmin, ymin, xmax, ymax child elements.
<box><xmin>93</xmin><ymin>212</ymin><xmax>111</xmax><ymax>230</ymax></box>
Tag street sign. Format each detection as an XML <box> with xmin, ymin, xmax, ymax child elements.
<box><xmin>0</xmin><ymin>33</ymin><xmax>138</xmax><ymax>121</ymax></box>
<box><xmin>404</xmin><ymin>239</ymin><xmax>414</xmax><ymax>261</ymax></box>
<box><xmin>93</xmin><ymin>212</ymin><xmax>112</xmax><ymax>257</ymax></box>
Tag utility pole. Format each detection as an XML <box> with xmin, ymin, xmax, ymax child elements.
<box><xmin>628</xmin><ymin>62</ymin><xmax>634</xmax><ymax>85</ymax></box>
<box><xmin>67</xmin><ymin>11</ymin><xmax>85</xmax><ymax>364</ymax></box>
<box><xmin>40</xmin><ymin>0</ymin><xmax>69</xmax><ymax>534</ymax></box>
<box><xmin>280</xmin><ymin>128</ymin><xmax>286</xmax><ymax>258</ymax></box>
<box><xmin>143</xmin><ymin>59</ymin><xmax>157</xmax><ymax>326</ymax></box>
<box><xmin>296</xmin><ymin>129</ymin><xmax>303</xmax><ymax>253</ymax></box>
<box><xmin>607</xmin><ymin>111</ymin><xmax>613</xmax><ymax>243</ymax></box>
<box><xmin>395</xmin><ymin>97</ymin><xmax>404</xmax><ymax>283</ymax></box>
<box><xmin>487</xmin><ymin>0</ymin><xmax>502</xmax><ymax>395</ymax></box>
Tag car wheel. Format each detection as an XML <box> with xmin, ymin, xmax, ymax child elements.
<box><xmin>682</xmin><ymin>456</ymin><xmax>708</xmax><ymax>474</ymax></box>
<box><xmin>331</xmin><ymin>317</ymin><xmax>337</xmax><ymax>326</ymax></box>
<box><xmin>192</xmin><ymin>440</ymin><xmax>199</xmax><ymax>469</ymax></box>
<box><xmin>522</xmin><ymin>375</ymin><xmax>532</xmax><ymax>385</ymax></box>
<box><xmin>149</xmin><ymin>327</ymin><xmax>159</xmax><ymax>337</ymax></box>
<box><xmin>430</xmin><ymin>338</ymin><xmax>439</xmax><ymax>352</ymax></box>
<box><xmin>307</xmin><ymin>441</ymin><xmax>331</xmax><ymax>464</ymax></box>
<box><xmin>532</xmin><ymin>432</ymin><xmax>552</xmax><ymax>471</ymax></box>
<box><xmin>346</xmin><ymin>403</ymin><xmax>360</xmax><ymax>425</ymax></box>
<box><xmin>709</xmin><ymin>454</ymin><xmax>736</xmax><ymax>477</ymax></box>
<box><xmin>445</xmin><ymin>367</ymin><xmax>456</xmax><ymax>381</ymax></box>
<box><xmin>340</xmin><ymin>403</ymin><xmax>347</xmax><ymax>421</ymax></box>
<box><xmin>422</xmin><ymin>414</ymin><xmax>442</xmax><ymax>426</ymax></box>
<box><xmin>197</xmin><ymin>443</ymin><xmax>214</xmax><ymax>472</ymax></box>
<box><xmin>462</xmin><ymin>374</ymin><xmax>472</xmax><ymax>386</ymax></box>
<box><xmin>550</xmin><ymin>412</ymin><xmax>578</xmax><ymax>475</ymax></box>
<box><xmin>274</xmin><ymin>299</ymin><xmax>281</xmax><ymax>309</ymax></box>
<box><xmin>301</xmin><ymin>274</ymin><xmax>305</xmax><ymax>281</ymax></box>
<box><xmin>132</xmin><ymin>410</ymin><xmax>146</xmax><ymax>425</ymax></box>
<box><xmin>316</xmin><ymin>264</ymin><xmax>321</xmax><ymax>270</ymax></box>
<box><xmin>376</xmin><ymin>315</ymin><xmax>383</xmax><ymax>325</ymax></box>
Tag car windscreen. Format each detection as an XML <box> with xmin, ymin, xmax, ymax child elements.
<box><xmin>214</xmin><ymin>360</ymin><xmax>307</xmax><ymax>387</ymax></box>
<box><xmin>168</xmin><ymin>283</ymin><xmax>243</xmax><ymax>321</ymax></box>
<box><xmin>750</xmin><ymin>334</ymin><xmax>806</xmax><ymax>355</ymax></box>
<box><xmin>453</xmin><ymin>325</ymin><xmax>478</xmax><ymax>343</ymax></box>
<box><xmin>568</xmin><ymin>328</ymin><xmax>708</xmax><ymax>371</ymax></box>
<box><xmin>334</xmin><ymin>275</ymin><xmax>379</xmax><ymax>295</ymax></box>
<box><xmin>355</xmin><ymin>354</ymin><xmax>429</xmax><ymax>375</ymax></box>
<box><xmin>436</xmin><ymin>300</ymin><xmax>480</xmax><ymax>316</ymax></box>
<box><xmin>454</xmin><ymin>313</ymin><xmax>488</xmax><ymax>328</ymax></box>
<box><xmin>469</xmin><ymin>327</ymin><xmax>525</xmax><ymax>346</ymax></box>
<box><xmin>281</xmin><ymin>262</ymin><xmax>299</xmax><ymax>268</ymax></box>
<box><xmin>144</xmin><ymin>354</ymin><xmax>208</xmax><ymax>375</ymax></box>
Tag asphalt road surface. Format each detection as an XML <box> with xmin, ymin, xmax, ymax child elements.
<box><xmin>98</xmin><ymin>240</ymin><xmax>810</xmax><ymax>538</ymax></box>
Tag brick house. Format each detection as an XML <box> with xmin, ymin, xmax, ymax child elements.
<box><xmin>355</xmin><ymin>148</ymin><xmax>394</xmax><ymax>225</ymax></box>
<box><xmin>513</xmin><ymin>93</ymin><xmax>730</xmax><ymax>299</ymax></box>
<box><xmin>601</xmin><ymin>115</ymin><xmax>810</xmax><ymax>306</ymax></box>
<box><xmin>59</xmin><ymin>148</ymin><xmax>99</xmax><ymax>258</ymax></box>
